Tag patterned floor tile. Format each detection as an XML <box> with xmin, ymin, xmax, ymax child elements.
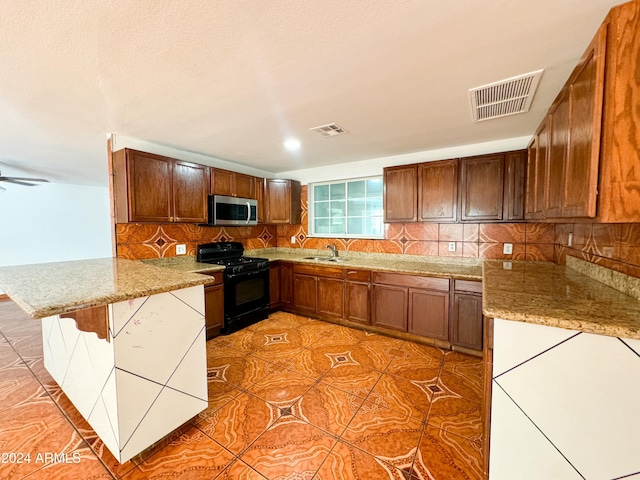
<box><xmin>215</xmin><ymin>458</ymin><xmax>268</xmax><ymax>479</ymax></box>
<box><xmin>273</xmin><ymin>347</ymin><xmax>333</xmax><ymax>379</ymax></box>
<box><xmin>299</xmin><ymin>383</ymin><xmax>366</xmax><ymax>437</ymax></box>
<box><xmin>386</xmin><ymin>341</ymin><xmax>445</xmax><ymax>381</ymax></box>
<box><xmin>211</xmin><ymin>328</ymin><xmax>256</xmax><ymax>354</ymax></box>
<box><xmin>413</xmin><ymin>425</ymin><xmax>484</xmax><ymax>480</ymax></box>
<box><xmin>196</xmin><ymin>383</ymin><xmax>244</xmax><ymax>421</ymax></box>
<box><xmin>23</xmin><ymin>454</ymin><xmax>114</xmax><ymax>479</ymax></box>
<box><xmin>320</xmin><ymin>363</ymin><xmax>382</xmax><ymax>399</ymax></box>
<box><xmin>341</xmin><ymin>400</ymin><xmax>424</xmax><ymax>460</ymax></box>
<box><xmin>120</xmin><ymin>425</ymin><xmax>235</xmax><ymax>480</ymax></box>
<box><xmin>194</xmin><ymin>392</ymin><xmax>272</xmax><ymax>456</ymax></box>
<box><xmin>239</xmin><ymin>420</ymin><xmax>338</xmax><ymax>479</ymax></box>
<box><xmin>208</xmin><ymin>350</ymin><xmax>278</xmax><ymax>390</ymax></box>
<box><xmin>247</xmin><ymin>369</ymin><xmax>316</xmax><ymax>404</ymax></box>
<box><xmin>0</xmin><ymin>374</ymin><xmax>49</xmax><ymax>415</ymax></box>
<box><xmin>368</xmin><ymin>373</ymin><xmax>433</xmax><ymax>420</ymax></box>
<box><xmin>352</xmin><ymin>334</ymin><xmax>405</xmax><ymax>371</ymax></box>
<box><xmin>316</xmin><ymin>440</ymin><xmax>412</xmax><ymax>480</ymax></box>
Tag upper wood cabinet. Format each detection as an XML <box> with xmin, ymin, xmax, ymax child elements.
<box><xmin>384</xmin><ymin>165</ymin><xmax>417</xmax><ymax>222</ymax></box>
<box><xmin>525</xmin><ymin>122</ymin><xmax>549</xmax><ymax>220</ymax></box>
<box><xmin>112</xmin><ymin>148</ymin><xmax>208</xmax><ymax>223</ymax></box>
<box><xmin>460</xmin><ymin>151</ymin><xmax>526</xmax><ymax>222</ymax></box>
<box><xmin>265</xmin><ymin>179</ymin><xmax>301</xmax><ymax>224</ymax></box>
<box><xmin>545</xmin><ymin>90</ymin><xmax>570</xmax><ymax>218</ymax></box>
<box><xmin>460</xmin><ymin>155</ymin><xmax>503</xmax><ymax>221</ymax></box>
<box><xmin>211</xmin><ymin>168</ymin><xmax>256</xmax><ymax>199</ymax></box>
<box><xmin>173</xmin><ymin>161</ymin><xmax>210</xmax><ymax>223</ymax></box>
<box><xmin>418</xmin><ymin>159</ymin><xmax>458</xmax><ymax>222</ymax></box>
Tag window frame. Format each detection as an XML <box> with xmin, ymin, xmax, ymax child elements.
<box><xmin>307</xmin><ymin>175</ymin><xmax>385</xmax><ymax>239</ymax></box>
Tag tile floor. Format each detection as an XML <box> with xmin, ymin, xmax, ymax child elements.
<box><xmin>0</xmin><ymin>300</ymin><xmax>484</xmax><ymax>479</ymax></box>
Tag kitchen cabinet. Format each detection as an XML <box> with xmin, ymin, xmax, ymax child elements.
<box><xmin>292</xmin><ymin>264</ymin><xmax>344</xmax><ymax>320</ymax></box>
<box><xmin>451</xmin><ymin>279</ymin><xmax>483</xmax><ymax>351</ymax></box>
<box><xmin>112</xmin><ymin>148</ymin><xmax>208</xmax><ymax>223</ymax></box>
<box><xmin>280</xmin><ymin>262</ymin><xmax>293</xmax><ymax>307</ymax></box>
<box><xmin>545</xmin><ymin>90</ymin><xmax>570</xmax><ymax>218</ymax></box>
<box><xmin>173</xmin><ymin>160</ymin><xmax>210</xmax><ymax>223</ymax></box>
<box><xmin>525</xmin><ymin>122</ymin><xmax>548</xmax><ymax>220</ymax></box>
<box><xmin>384</xmin><ymin>164</ymin><xmax>417</xmax><ymax>222</ymax></box>
<box><xmin>255</xmin><ymin>177</ymin><xmax>265</xmax><ymax>223</ymax></box>
<box><xmin>460</xmin><ymin>151</ymin><xmax>526</xmax><ymax>222</ymax></box>
<box><xmin>265</xmin><ymin>179</ymin><xmax>302</xmax><ymax>224</ymax></box>
<box><xmin>211</xmin><ymin>168</ymin><xmax>256</xmax><ymax>199</ymax></box>
<box><xmin>418</xmin><ymin>159</ymin><xmax>458</xmax><ymax>222</ymax></box>
<box><xmin>269</xmin><ymin>262</ymin><xmax>281</xmax><ymax>309</ymax></box>
<box><xmin>372</xmin><ymin>272</ymin><xmax>450</xmax><ymax>340</ymax></box>
<box><xmin>203</xmin><ymin>272</ymin><xmax>224</xmax><ymax>340</ymax></box>
<box><xmin>345</xmin><ymin>269</ymin><xmax>371</xmax><ymax>325</ymax></box>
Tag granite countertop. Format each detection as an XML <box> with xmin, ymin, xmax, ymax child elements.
<box><xmin>483</xmin><ymin>260</ymin><xmax>640</xmax><ymax>340</ymax></box>
<box><xmin>246</xmin><ymin>248</ymin><xmax>484</xmax><ymax>280</ymax></box>
<box><xmin>142</xmin><ymin>256</ymin><xmax>225</xmax><ymax>274</ymax></box>
<box><xmin>0</xmin><ymin>257</ymin><xmax>218</xmax><ymax>319</ymax></box>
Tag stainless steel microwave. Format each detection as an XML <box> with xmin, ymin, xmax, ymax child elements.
<box><xmin>208</xmin><ymin>195</ymin><xmax>258</xmax><ymax>226</ymax></box>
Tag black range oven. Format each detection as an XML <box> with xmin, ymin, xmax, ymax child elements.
<box><xmin>196</xmin><ymin>242</ymin><xmax>270</xmax><ymax>334</ymax></box>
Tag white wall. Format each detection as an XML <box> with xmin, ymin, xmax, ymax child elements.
<box><xmin>0</xmin><ymin>179</ymin><xmax>112</xmax><ymax>292</ymax></box>
<box><xmin>277</xmin><ymin>136</ymin><xmax>531</xmax><ymax>184</ymax></box>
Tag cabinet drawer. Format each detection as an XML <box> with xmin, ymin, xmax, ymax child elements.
<box><xmin>200</xmin><ymin>270</ymin><xmax>224</xmax><ymax>285</ymax></box>
<box><xmin>372</xmin><ymin>272</ymin><xmax>449</xmax><ymax>291</ymax></box>
<box><xmin>293</xmin><ymin>264</ymin><xmax>344</xmax><ymax>279</ymax></box>
<box><xmin>345</xmin><ymin>269</ymin><xmax>371</xmax><ymax>282</ymax></box>
<box><xmin>454</xmin><ymin>279</ymin><xmax>482</xmax><ymax>294</ymax></box>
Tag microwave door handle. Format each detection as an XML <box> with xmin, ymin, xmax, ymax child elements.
<box><xmin>246</xmin><ymin>202</ymin><xmax>250</xmax><ymax>224</ymax></box>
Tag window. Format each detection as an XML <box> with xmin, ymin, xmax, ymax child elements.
<box><xmin>308</xmin><ymin>176</ymin><xmax>384</xmax><ymax>238</ymax></box>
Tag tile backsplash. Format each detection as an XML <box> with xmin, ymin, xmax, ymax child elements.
<box><xmin>555</xmin><ymin>223</ymin><xmax>640</xmax><ymax>278</ymax></box>
<box><xmin>275</xmin><ymin>186</ymin><xmax>555</xmax><ymax>261</ymax></box>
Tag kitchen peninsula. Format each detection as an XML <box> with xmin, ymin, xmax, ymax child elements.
<box><xmin>0</xmin><ymin>257</ymin><xmax>220</xmax><ymax>463</ymax></box>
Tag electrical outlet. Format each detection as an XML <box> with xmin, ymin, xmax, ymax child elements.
<box><xmin>503</xmin><ymin>261</ymin><xmax>513</xmax><ymax>270</ymax></box>
<box><xmin>448</xmin><ymin>242</ymin><xmax>456</xmax><ymax>252</ymax></box>
<box><xmin>568</xmin><ymin>233</ymin><xmax>573</xmax><ymax>247</ymax></box>
<box><xmin>291</xmin><ymin>236</ymin><xmax>296</xmax><ymax>244</ymax></box>
<box><xmin>176</xmin><ymin>244</ymin><xmax>186</xmax><ymax>255</ymax></box>
<box><xmin>503</xmin><ymin>243</ymin><xmax>513</xmax><ymax>254</ymax></box>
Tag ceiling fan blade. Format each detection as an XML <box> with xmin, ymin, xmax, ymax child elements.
<box><xmin>1</xmin><ymin>179</ymin><xmax>40</xmax><ymax>186</ymax></box>
<box><xmin>0</xmin><ymin>176</ymin><xmax>49</xmax><ymax>182</ymax></box>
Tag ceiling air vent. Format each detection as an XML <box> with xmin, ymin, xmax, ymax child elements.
<box><xmin>309</xmin><ymin>123</ymin><xmax>349</xmax><ymax>137</ymax></box>
<box><xmin>469</xmin><ymin>69</ymin><xmax>544</xmax><ymax>122</ymax></box>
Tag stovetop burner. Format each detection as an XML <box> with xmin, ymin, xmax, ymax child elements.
<box><xmin>196</xmin><ymin>242</ymin><xmax>269</xmax><ymax>274</ymax></box>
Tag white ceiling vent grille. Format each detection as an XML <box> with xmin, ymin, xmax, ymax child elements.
<box><xmin>309</xmin><ymin>123</ymin><xmax>349</xmax><ymax>137</ymax></box>
<box><xmin>469</xmin><ymin>69</ymin><xmax>544</xmax><ymax>122</ymax></box>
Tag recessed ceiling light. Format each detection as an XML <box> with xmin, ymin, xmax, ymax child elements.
<box><xmin>283</xmin><ymin>138</ymin><xmax>301</xmax><ymax>151</ymax></box>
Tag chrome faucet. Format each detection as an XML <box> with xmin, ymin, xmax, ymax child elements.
<box><xmin>326</xmin><ymin>243</ymin><xmax>338</xmax><ymax>258</ymax></box>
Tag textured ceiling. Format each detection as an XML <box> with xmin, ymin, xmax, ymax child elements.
<box><xmin>0</xmin><ymin>0</ymin><xmax>621</xmax><ymax>185</ymax></box>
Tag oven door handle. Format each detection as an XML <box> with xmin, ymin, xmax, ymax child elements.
<box><xmin>226</xmin><ymin>268</ymin><xmax>269</xmax><ymax>280</ymax></box>
<box><xmin>246</xmin><ymin>202</ymin><xmax>250</xmax><ymax>224</ymax></box>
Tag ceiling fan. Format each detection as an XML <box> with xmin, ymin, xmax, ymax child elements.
<box><xmin>0</xmin><ymin>169</ymin><xmax>49</xmax><ymax>187</ymax></box>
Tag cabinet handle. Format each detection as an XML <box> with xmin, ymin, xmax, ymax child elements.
<box><xmin>347</xmin><ymin>270</ymin><xmax>356</xmax><ymax>274</ymax></box>
<box><xmin>246</xmin><ymin>202</ymin><xmax>251</xmax><ymax>224</ymax></box>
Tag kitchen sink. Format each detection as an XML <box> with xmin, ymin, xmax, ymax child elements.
<box><xmin>303</xmin><ymin>256</ymin><xmax>348</xmax><ymax>263</ymax></box>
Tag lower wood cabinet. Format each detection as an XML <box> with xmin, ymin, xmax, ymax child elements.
<box><xmin>269</xmin><ymin>262</ymin><xmax>281</xmax><ymax>309</ymax></box>
<box><xmin>280</xmin><ymin>262</ymin><xmax>293</xmax><ymax>307</ymax></box>
<box><xmin>451</xmin><ymin>280</ymin><xmax>483</xmax><ymax>351</ymax></box>
<box><xmin>203</xmin><ymin>272</ymin><xmax>224</xmax><ymax>340</ymax></box>
<box><xmin>345</xmin><ymin>269</ymin><xmax>371</xmax><ymax>325</ymax></box>
<box><xmin>293</xmin><ymin>273</ymin><xmax>317</xmax><ymax>315</ymax></box>
<box><xmin>372</xmin><ymin>272</ymin><xmax>450</xmax><ymax>338</ymax></box>
<box><xmin>317</xmin><ymin>277</ymin><xmax>344</xmax><ymax>320</ymax></box>
<box><xmin>292</xmin><ymin>264</ymin><xmax>345</xmax><ymax>319</ymax></box>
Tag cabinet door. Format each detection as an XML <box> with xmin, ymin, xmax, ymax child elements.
<box><xmin>452</xmin><ymin>293</ymin><xmax>483</xmax><ymax>350</ymax></box>
<box><xmin>345</xmin><ymin>281</ymin><xmax>370</xmax><ymax>325</ymax></box>
<box><xmin>280</xmin><ymin>262</ymin><xmax>293</xmax><ymax>306</ymax></box>
<box><xmin>255</xmin><ymin>177</ymin><xmax>265</xmax><ymax>223</ymax></box>
<box><xmin>545</xmin><ymin>91</ymin><xmax>570</xmax><ymax>218</ymax></box>
<box><xmin>128</xmin><ymin>151</ymin><xmax>173</xmax><ymax>222</ymax></box>
<box><xmin>384</xmin><ymin>165</ymin><xmax>417</xmax><ymax>222</ymax></box>
<box><xmin>211</xmin><ymin>168</ymin><xmax>234</xmax><ymax>196</ymax></box>
<box><xmin>235</xmin><ymin>173</ymin><xmax>255</xmax><ymax>199</ymax></box>
<box><xmin>418</xmin><ymin>159</ymin><xmax>458</xmax><ymax>222</ymax></box>
<box><xmin>563</xmin><ymin>24</ymin><xmax>606</xmax><ymax>218</ymax></box>
<box><xmin>265</xmin><ymin>179</ymin><xmax>292</xmax><ymax>224</ymax></box>
<box><xmin>504</xmin><ymin>151</ymin><xmax>526</xmax><ymax>221</ymax></box>
<box><xmin>269</xmin><ymin>263</ymin><xmax>280</xmax><ymax>309</ymax></box>
<box><xmin>408</xmin><ymin>288</ymin><xmax>449</xmax><ymax>340</ymax></box>
<box><xmin>204</xmin><ymin>283</ymin><xmax>224</xmax><ymax>340</ymax></box>
<box><xmin>460</xmin><ymin>155</ymin><xmax>504</xmax><ymax>221</ymax></box>
<box><xmin>317</xmin><ymin>277</ymin><xmax>344</xmax><ymax>320</ymax></box>
<box><xmin>372</xmin><ymin>284</ymin><xmax>408</xmax><ymax>332</ymax></box>
<box><xmin>172</xmin><ymin>161</ymin><xmax>209</xmax><ymax>223</ymax></box>
<box><xmin>293</xmin><ymin>274</ymin><xmax>317</xmax><ymax>315</ymax></box>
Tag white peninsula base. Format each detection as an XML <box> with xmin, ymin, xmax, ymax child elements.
<box><xmin>41</xmin><ymin>285</ymin><xmax>208</xmax><ymax>463</ymax></box>
<box><xmin>489</xmin><ymin>318</ymin><xmax>640</xmax><ymax>479</ymax></box>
